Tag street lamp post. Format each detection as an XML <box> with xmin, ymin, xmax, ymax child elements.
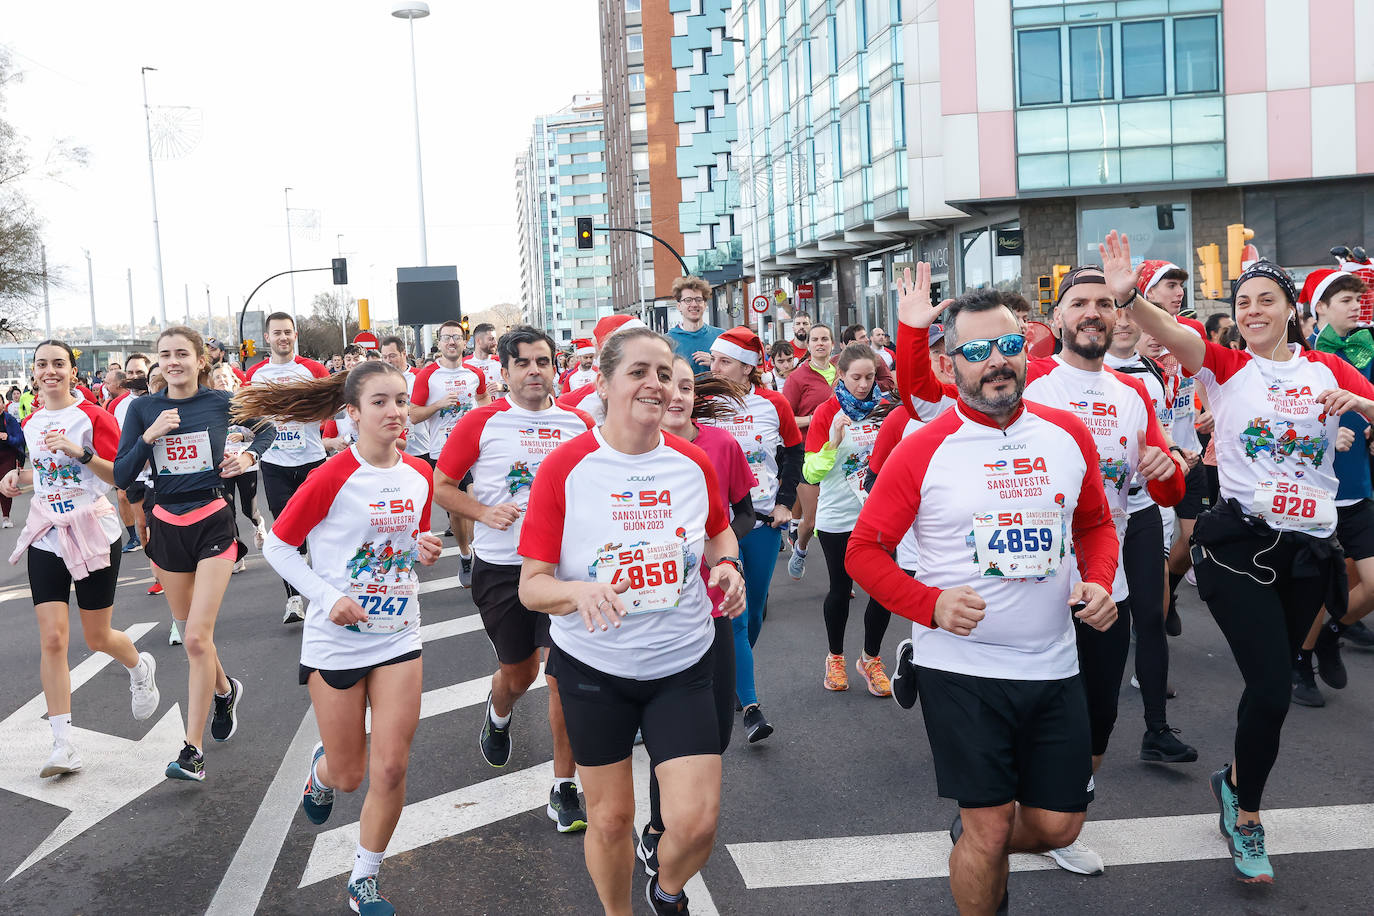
<box><xmin>284</xmin><ymin>187</ymin><xmax>298</xmax><ymax>318</ymax></box>
<box><xmin>392</xmin><ymin>1</ymin><xmax>431</xmax><ymax>268</ymax></box>
<box><xmin>140</xmin><ymin>67</ymin><xmax>168</xmax><ymax>326</ymax></box>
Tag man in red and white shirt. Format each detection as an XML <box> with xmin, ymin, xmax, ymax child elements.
<box><xmin>410</xmin><ymin>319</ymin><xmax>489</xmax><ymax>584</ymax></box>
<box><xmin>465</xmin><ymin>322</ymin><xmax>506</xmax><ymax>396</ymax></box>
<box><xmin>560</xmin><ymin>339</ymin><xmax>597</xmax><ymax>392</ymax></box>
<box><xmin>379</xmin><ymin>335</ymin><xmax>428</xmax><ymax>459</ymax></box>
<box><xmin>434</xmin><ymin>326</ymin><xmax>594</xmax><ymax>829</ymax></box>
<box><xmin>245</xmin><ymin>311</ymin><xmax>332</xmax><ymax>623</ymax></box>
<box><xmin>848</xmin><ymin>285</ymin><xmax>1119</xmax><ymax>915</ymax></box>
<box><xmin>556</xmin><ymin>315</ymin><xmax>647</xmax><ymax>425</ymax></box>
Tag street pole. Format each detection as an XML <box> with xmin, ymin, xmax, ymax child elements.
<box><xmin>140</xmin><ymin>67</ymin><xmax>168</xmax><ymax>326</ymax></box>
<box><xmin>633</xmin><ymin>173</ymin><xmax>646</xmax><ymax>322</ymax></box>
<box><xmin>127</xmin><ymin>268</ymin><xmax>136</xmax><ymax>340</ymax></box>
<box><xmin>337</xmin><ymin>234</ymin><xmax>348</xmax><ymax>348</ymax></box>
<box><xmin>41</xmin><ymin>244</ymin><xmax>51</xmax><ymax>339</ymax></box>
<box><xmin>184</xmin><ymin>283</ymin><xmax>191</xmax><ymax>326</ymax></box>
<box><xmin>84</xmin><ymin>250</ymin><xmax>97</xmax><ymax>341</ymax></box>
<box><xmin>284</xmin><ymin>187</ymin><xmax>298</xmax><ymax>318</ymax></box>
<box><xmin>205</xmin><ymin>284</ymin><xmax>213</xmax><ymax>337</ymax></box>
<box><xmin>405</xmin><ymin>15</ymin><xmax>429</xmax><ymax>266</ymax></box>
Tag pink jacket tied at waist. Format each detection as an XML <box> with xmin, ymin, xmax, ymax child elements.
<box><xmin>8</xmin><ymin>497</ymin><xmax>117</xmax><ymax>579</ymax></box>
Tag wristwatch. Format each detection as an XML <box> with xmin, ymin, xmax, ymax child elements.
<box><xmin>714</xmin><ymin>556</ymin><xmax>743</xmax><ymax>575</ymax></box>
<box><xmin>77</xmin><ymin>446</ymin><xmax>95</xmax><ymax>465</ymax></box>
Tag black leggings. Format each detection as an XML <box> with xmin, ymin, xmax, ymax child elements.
<box><xmin>261</xmin><ymin>459</ymin><xmax>323</xmax><ymax>598</ymax></box>
<box><xmin>1124</xmin><ymin>505</ymin><xmax>1169</xmax><ymax>730</ymax></box>
<box><xmin>816</xmin><ymin>530</ymin><xmax>890</xmax><ymax>657</ymax></box>
<box><xmin>1075</xmin><ymin>597</ymin><xmax>1131</xmax><ymax>758</ymax></box>
<box><xmin>649</xmin><ymin>616</ymin><xmax>734</xmax><ymax>832</ymax></box>
<box><xmin>1195</xmin><ymin>537</ymin><xmax>1325</xmax><ymax>812</ymax></box>
<box><xmin>225</xmin><ymin>472</ymin><xmax>259</xmax><ymax>524</ymax></box>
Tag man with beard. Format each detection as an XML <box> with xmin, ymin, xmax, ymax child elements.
<box><xmin>895</xmin><ymin>266</ymin><xmax>1187</xmax><ymax>878</ymax></box>
<box><xmin>206</xmin><ymin>337</ymin><xmax>248</xmax><ymax>384</ymax></box>
<box><xmin>847</xmin><ymin>279</ymin><xmax>1120</xmax><ymax>915</ymax></box>
<box><xmin>790</xmin><ymin>312</ymin><xmax>812</xmax><ymax>361</ymax></box>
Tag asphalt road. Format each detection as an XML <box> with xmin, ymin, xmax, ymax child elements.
<box><xmin>1</xmin><ymin>489</ymin><xmax>1372</xmax><ymax>916</ymax></box>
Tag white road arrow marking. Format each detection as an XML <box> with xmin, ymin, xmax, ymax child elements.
<box><xmin>0</xmin><ymin>622</ymin><xmax>186</xmax><ymax>881</ymax></box>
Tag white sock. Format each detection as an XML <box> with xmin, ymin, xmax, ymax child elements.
<box><xmin>553</xmin><ymin>777</ymin><xmax>575</xmax><ymax>792</ymax></box>
<box><xmin>50</xmin><ymin>713</ymin><xmax>72</xmax><ymax>747</ymax></box>
<box><xmin>795</xmin><ymin>545</ymin><xmax>807</xmax><ymax>556</ymax></box>
<box><xmin>312</xmin><ymin>753</ymin><xmax>330</xmax><ymax>790</ymax></box>
<box><xmin>126</xmin><ymin>657</ymin><xmax>144</xmax><ymax>678</ymax></box>
<box><xmin>349</xmin><ymin>845</ymin><xmax>385</xmax><ymax>884</ymax></box>
<box><xmin>489</xmin><ymin>707</ymin><xmax>511</xmax><ymax>729</ymax></box>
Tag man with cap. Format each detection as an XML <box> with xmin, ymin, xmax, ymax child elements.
<box><xmin>560</xmin><ymin>340</ymin><xmax>598</xmax><ymax>392</ymax></box>
<box><xmin>555</xmin><ymin>314</ymin><xmax>648</xmax><ymax>425</ymax></box>
<box><xmin>207</xmin><ymin>337</ymin><xmax>248</xmax><ymax>384</ymax></box>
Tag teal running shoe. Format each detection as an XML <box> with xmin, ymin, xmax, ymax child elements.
<box><xmin>1227</xmin><ymin>821</ymin><xmax>1274</xmax><ymax>884</ymax></box>
<box><xmin>348</xmin><ymin>875</ymin><xmax>395</xmax><ymax>915</ymax></box>
<box><xmin>302</xmin><ymin>741</ymin><xmax>334</xmax><ymax>825</ymax></box>
<box><xmin>1210</xmin><ymin>764</ymin><xmax>1238</xmax><ymax>839</ymax></box>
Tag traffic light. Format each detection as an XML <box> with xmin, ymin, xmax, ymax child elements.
<box><xmin>1037</xmin><ymin>275</ymin><xmax>1053</xmax><ymax>310</ymax></box>
<box><xmin>576</xmin><ymin>217</ymin><xmax>594</xmax><ymax>250</ymax></box>
<box><xmin>459</xmin><ymin>316</ymin><xmax>471</xmax><ymax>336</ymax></box>
<box><xmin>239</xmin><ymin>339</ymin><xmax>256</xmax><ymax>364</ymax></box>
<box><xmin>1196</xmin><ymin>243</ymin><xmax>1223</xmax><ymax>300</ymax></box>
<box><xmin>1052</xmin><ymin>264</ymin><xmax>1071</xmax><ymax>301</ymax></box>
<box><xmin>1226</xmin><ymin>224</ymin><xmax>1254</xmax><ymax>280</ymax></box>
<box><xmin>332</xmin><ymin>257</ymin><xmax>348</xmax><ymax>285</ymax></box>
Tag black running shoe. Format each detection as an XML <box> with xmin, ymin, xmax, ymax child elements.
<box><xmin>645</xmin><ymin>875</ymin><xmax>689</xmax><ymax>915</ymax></box>
<box><xmin>1314</xmin><ymin>625</ymin><xmax>1348</xmax><ymax>689</ymax></box>
<box><xmin>479</xmin><ymin>692</ymin><xmax>512</xmax><ymax>767</ymax></box>
<box><xmin>1140</xmin><ymin>726</ymin><xmax>1199</xmax><ymax>763</ymax></box>
<box><xmin>459</xmin><ymin>552</ymin><xmax>474</xmax><ymax>588</ymax></box>
<box><xmin>637</xmin><ymin>823</ymin><xmax>661</xmax><ymax>877</ymax></box>
<box><xmin>1164</xmin><ymin>594</ymin><xmax>1182</xmax><ymax>637</ymax></box>
<box><xmin>1343</xmin><ymin>619</ymin><xmax>1374</xmax><ymax>649</ymax></box>
<box><xmin>1291</xmin><ymin>665</ymin><xmax>1325</xmax><ymax>707</ymax></box>
<box><xmin>165</xmin><ymin>742</ymin><xmax>205</xmax><ymax>782</ymax></box>
<box><xmin>891</xmin><ymin>638</ymin><xmax>918</xmax><ymax>709</ymax></box>
<box><xmin>742</xmin><ymin>704</ymin><xmax>773</xmax><ymax>743</ymax></box>
<box><xmin>546</xmin><ymin>782</ymin><xmax>587</xmax><ymax>833</ymax></box>
<box><xmin>211</xmin><ymin>677</ymin><xmax>242</xmax><ymax>742</ymax></box>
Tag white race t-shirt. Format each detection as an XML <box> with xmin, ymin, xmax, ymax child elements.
<box><xmin>805</xmin><ymin>397</ymin><xmax>884</xmax><ymax>532</ymax></box>
<box><xmin>700</xmin><ymin>385</ymin><xmax>802</xmax><ymax>516</ymax></box>
<box><xmin>466</xmin><ymin>354</ymin><xmax>504</xmax><ymax>393</ymax></box>
<box><xmin>412</xmin><ymin>361</ymin><xmax>487</xmax><ymax>458</ymax></box>
<box><xmin>23</xmin><ymin>397</ymin><xmax>123</xmax><ymax>555</ymax></box>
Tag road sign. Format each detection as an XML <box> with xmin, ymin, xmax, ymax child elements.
<box><xmin>797</xmin><ymin>283</ymin><xmax>815</xmax><ymax>300</ymax></box>
<box><xmin>751</xmin><ymin>295</ymin><xmax>770</xmax><ymax>314</ymax></box>
<box><xmin>354</xmin><ymin>331</ymin><xmax>379</xmax><ymax>350</ymax></box>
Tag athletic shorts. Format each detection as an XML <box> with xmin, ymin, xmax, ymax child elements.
<box><xmin>125</xmin><ymin>480</ymin><xmax>147</xmax><ymax>505</ymax></box>
<box><xmin>915</xmin><ymin>666</ymin><xmax>1093</xmax><ymax>813</ymax></box>
<box><xmin>299</xmin><ymin>649</ymin><xmax>422</xmax><ymax>690</ymax></box>
<box><xmin>147</xmin><ymin>499</ymin><xmax>244</xmax><ymax>573</ymax></box>
<box><xmin>1174</xmin><ymin>459</ymin><xmax>1211</xmax><ymax>520</ymax></box>
<box><xmin>473</xmin><ymin>556</ymin><xmax>550</xmax><ymax>664</ymax></box>
<box><xmin>142</xmin><ymin>483</ymin><xmax>156</xmax><ymax>514</ymax></box>
<box><xmin>29</xmin><ymin>540</ymin><xmax>121</xmax><ymax>610</ymax></box>
<box><xmin>1336</xmin><ymin>499</ymin><xmax>1374</xmax><ymax>562</ymax></box>
<box><xmin>548</xmin><ymin>644</ymin><xmax>719</xmax><ymax>768</ymax></box>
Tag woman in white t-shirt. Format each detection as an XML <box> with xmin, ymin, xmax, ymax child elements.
<box><xmin>2</xmin><ymin>340</ymin><xmax>160</xmax><ymax>779</ymax></box>
<box><xmin>250</xmin><ymin>361</ymin><xmax>442</xmax><ymax>916</ymax></box>
<box><xmin>518</xmin><ymin>327</ymin><xmax>747</xmax><ymax>915</ymax></box>
<box><xmin>1105</xmin><ymin>232</ymin><xmax>1374</xmax><ymax>885</ymax></box>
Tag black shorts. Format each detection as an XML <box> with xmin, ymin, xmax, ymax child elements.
<box><xmin>300</xmin><ymin>649</ymin><xmax>422</xmax><ymax>690</ymax></box>
<box><xmin>548</xmin><ymin>644</ymin><xmax>719</xmax><ymax>768</ymax></box>
<box><xmin>142</xmin><ymin>482</ymin><xmax>156</xmax><ymax>513</ymax></box>
<box><xmin>1336</xmin><ymin>499</ymin><xmax>1374</xmax><ymax>562</ymax></box>
<box><xmin>473</xmin><ymin>556</ymin><xmax>550</xmax><ymax>664</ymax></box>
<box><xmin>1175</xmin><ymin>459</ymin><xmax>1211</xmax><ymax>520</ymax></box>
<box><xmin>125</xmin><ymin>480</ymin><xmax>147</xmax><ymax>505</ymax></box>
<box><xmin>915</xmin><ymin>666</ymin><xmax>1093</xmax><ymax>813</ymax></box>
<box><xmin>29</xmin><ymin>540</ymin><xmax>121</xmax><ymax>610</ymax></box>
<box><xmin>146</xmin><ymin>501</ymin><xmax>245</xmax><ymax>573</ymax></box>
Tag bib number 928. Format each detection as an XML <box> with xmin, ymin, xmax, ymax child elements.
<box><xmin>1269</xmin><ymin>482</ymin><xmax>1317</xmax><ymax>519</ymax></box>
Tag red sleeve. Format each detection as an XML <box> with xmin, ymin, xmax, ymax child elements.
<box><xmin>1028</xmin><ymin>404</ymin><xmax>1119</xmax><ymax>591</ymax></box>
<box><xmin>1307</xmin><ymin>349</ymin><xmax>1374</xmax><ymax>400</ymax></box>
<box><xmin>895</xmin><ymin>323</ymin><xmax>957</xmax><ymax>418</ymax></box>
<box><xmin>1179</xmin><ymin>316</ymin><xmax>1207</xmax><ymax>339</ymax></box>
<box><xmin>805</xmin><ymin>398</ymin><xmax>841</xmax><ymax>454</ymax></box>
<box><xmin>556</xmin><ymin>382</ymin><xmax>593</xmax><ymax>411</ymax></box>
<box><xmin>874</xmin><ymin>357</ymin><xmax>895</xmax><ymax>392</ymax></box>
<box><xmin>233</xmin><ymin>366</ymin><xmax>247</xmax><ymax>383</ymax></box>
<box><xmin>401</xmin><ymin>453</ymin><xmax>434</xmax><ymax>533</ymax></box>
<box><xmin>436</xmin><ymin>402</ymin><xmax>502</xmax><ymax>480</ymax></box>
<box><xmin>296</xmin><ymin>356</ymin><xmax>331</xmax><ymax>379</ymax></box>
<box><xmin>570</xmin><ymin>408</ymin><xmax>596</xmax><ymax>429</ymax></box>
<box><xmin>244</xmin><ymin>361</ymin><xmax>264</xmax><ymax>384</ymax></box>
<box><xmin>320</xmin><ymin>419</ymin><xmax>338</xmax><ymax>438</ymax></box>
<box><xmin>106</xmin><ymin>392</ymin><xmax>127</xmax><ymax>414</ymax></box>
<box><xmin>518</xmin><ymin>432</ymin><xmax>599</xmax><ymax>563</ymax></box>
<box><xmin>1198</xmin><ymin>340</ymin><xmax>1252</xmax><ymax>383</ymax></box>
<box><xmin>82</xmin><ymin>402</ymin><xmax>121</xmax><ymax>459</ymax></box>
<box><xmin>76</xmin><ymin>385</ymin><xmax>96</xmax><ymax>402</ymax></box>
<box><xmin>846</xmin><ymin>411</ymin><xmax>963</xmax><ymax>628</ymax></box>
<box><xmin>868</xmin><ymin>404</ymin><xmax>911</xmax><ymax>476</ymax></box>
<box><xmin>1111</xmin><ymin>370</ymin><xmax>1186</xmax><ymax>507</ymax></box>
<box><xmin>411</xmin><ymin>363</ymin><xmax>435</xmax><ymax>405</ymax></box>
<box><xmin>757</xmin><ymin>386</ymin><xmax>802</xmax><ymax>446</ymax></box>
<box><xmin>469</xmin><ymin>365</ymin><xmax>487</xmax><ymax>396</ymax></box>
<box><xmin>271</xmin><ymin>450</ymin><xmax>360</xmax><ymax>546</ymax></box>
<box><xmin>666</xmin><ymin>434</ymin><xmax>730</xmax><ymax>538</ymax></box>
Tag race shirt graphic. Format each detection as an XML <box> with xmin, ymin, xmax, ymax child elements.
<box><xmin>244</xmin><ymin>356</ymin><xmax>330</xmax><ymax>466</ymax></box>
<box><xmin>805</xmin><ymin>398</ymin><xmax>884</xmax><ymax>532</ymax></box>
<box><xmin>23</xmin><ymin>398</ymin><xmax>123</xmax><ymax>555</ymax></box>
<box><xmin>702</xmin><ymin>385</ymin><xmax>801</xmax><ymax>515</ymax></box>
<box><xmin>345</xmin><ymin>529</ymin><xmax>420</xmax><ymax>635</ymax></box>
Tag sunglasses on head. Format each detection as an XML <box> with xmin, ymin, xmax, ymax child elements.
<box><xmin>949</xmin><ymin>333</ymin><xmax>1026</xmax><ymax>362</ymax></box>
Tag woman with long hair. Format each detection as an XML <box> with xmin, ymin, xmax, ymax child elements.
<box><xmin>802</xmin><ymin>343</ymin><xmax>894</xmax><ymax>694</ymax></box>
<box><xmin>114</xmin><ymin>326</ymin><xmax>274</xmax><ymax>782</ymax></box>
<box><xmin>3</xmin><ymin>339</ymin><xmax>160</xmax><ymax>778</ymax></box>
<box><xmin>519</xmin><ymin>327</ymin><xmax>746</xmax><ymax>916</ymax></box>
<box><xmin>239</xmin><ymin>361</ymin><xmax>441</xmax><ymax>916</ymax></box>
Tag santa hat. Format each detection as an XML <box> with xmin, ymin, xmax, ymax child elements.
<box><xmin>709</xmin><ymin>326</ymin><xmax>765</xmax><ymax>367</ymax></box>
<box><xmin>592</xmin><ymin>314</ymin><xmax>647</xmax><ymax>349</ymax></box>
<box><xmin>1136</xmin><ymin>260</ymin><xmax>1187</xmax><ymax>296</ymax></box>
<box><xmin>572</xmin><ymin>338</ymin><xmax>595</xmax><ymax>356</ymax></box>
<box><xmin>1299</xmin><ymin>268</ymin><xmax>1354</xmax><ymax>307</ymax></box>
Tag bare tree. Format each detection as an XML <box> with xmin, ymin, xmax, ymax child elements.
<box><xmin>296</xmin><ymin>290</ymin><xmax>359</xmax><ymax>358</ymax></box>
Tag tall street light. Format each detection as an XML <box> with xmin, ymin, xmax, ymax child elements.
<box><xmin>140</xmin><ymin>67</ymin><xmax>168</xmax><ymax>326</ymax></box>
<box><xmin>392</xmin><ymin>1</ymin><xmax>430</xmax><ymax>267</ymax></box>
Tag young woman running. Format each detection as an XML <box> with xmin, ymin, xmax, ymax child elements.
<box><xmin>782</xmin><ymin>323</ymin><xmax>838</xmax><ymax>579</ymax></box>
<box><xmin>3</xmin><ymin>340</ymin><xmax>160</xmax><ymax>778</ymax></box>
<box><xmin>246</xmin><ymin>361</ymin><xmax>441</xmax><ymax>916</ymax></box>
<box><xmin>211</xmin><ymin>364</ymin><xmax>265</xmax><ymax>573</ymax></box>
<box><xmin>705</xmin><ymin>326</ymin><xmax>803</xmax><ymax>742</ymax></box>
<box><xmin>519</xmin><ymin>327</ymin><xmax>747</xmax><ymax>916</ymax></box>
<box><xmin>802</xmin><ymin>343</ymin><xmax>893</xmax><ymax>695</ymax></box>
<box><xmin>114</xmin><ymin>326</ymin><xmax>274</xmax><ymax>782</ymax></box>
<box><xmin>1105</xmin><ymin>232</ymin><xmax>1374</xmax><ymax>884</ymax></box>
<box><xmin>636</xmin><ymin>354</ymin><xmax>757</xmax><ymax>877</ymax></box>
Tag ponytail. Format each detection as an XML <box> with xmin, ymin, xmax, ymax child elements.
<box><xmin>230</xmin><ymin>361</ymin><xmax>404</xmax><ymax>425</ymax></box>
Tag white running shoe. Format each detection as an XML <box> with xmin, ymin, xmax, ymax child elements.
<box><xmin>283</xmin><ymin>594</ymin><xmax>305</xmax><ymax>624</ymax></box>
<box><xmin>788</xmin><ymin>546</ymin><xmax>807</xmax><ymax>580</ymax></box>
<box><xmin>129</xmin><ymin>652</ymin><xmax>160</xmax><ymax>721</ymax></box>
<box><xmin>1</xmin><ymin>516</ymin><xmax>12</xmax><ymax>528</ymax></box>
<box><xmin>39</xmin><ymin>742</ymin><xmax>82</xmax><ymax>778</ymax></box>
<box><xmin>1184</xmin><ymin>567</ymin><xmax>1197</xmax><ymax>587</ymax></box>
<box><xmin>169</xmin><ymin>620</ymin><xmax>182</xmax><ymax>646</ymax></box>
<box><xmin>232</xmin><ymin>555</ymin><xmax>247</xmax><ymax>574</ymax></box>
<box><xmin>1045</xmin><ymin>839</ymin><xmax>1105</xmax><ymax>875</ymax></box>
<box><xmin>253</xmin><ymin>516</ymin><xmax>268</xmax><ymax>550</ymax></box>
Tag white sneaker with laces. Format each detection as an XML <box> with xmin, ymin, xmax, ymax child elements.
<box><xmin>1045</xmin><ymin>839</ymin><xmax>1105</xmax><ymax>875</ymax></box>
<box><xmin>129</xmin><ymin>652</ymin><xmax>160</xmax><ymax>721</ymax></box>
<box><xmin>232</xmin><ymin>555</ymin><xmax>247</xmax><ymax>574</ymax></box>
<box><xmin>1</xmin><ymin>516</ymin><xmax>12</xmax><ymax>529</ymax></box>
<box><xmin>283</xmin><ymin>594</ymin><xmax>305</xmax><ymax>624</ymax></box>
<box><xmin>40</xmin><ymin>742</ymin><xmax>82</xmax><ymax>778</ymax></box>
<box><xmin>253</xmin><ymin>517</ymin><xmax>268</xmax><ymax>550</ymax></box>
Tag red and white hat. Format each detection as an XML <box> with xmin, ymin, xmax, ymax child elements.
<box><xmin>572</xmin><ymin>338</ymin><xmax>595</xmax><ymax>356</ymax></box>
<box><xmin>592</xmin><ymin>314</ymin><xmax>647</xmax><ymax>349</ymax></box>
<box><xmin>709</xmin><ymin>326</ymin><xmax>765</xmax><ymax>367</ymax></box>
<box><xmin>1299</xmin><ymin>269</ymin><xmax>1354</xmax><ymax>307</ymax></box>
<box><xmin>1136</xmin><ymin>260</ymin><xmax>1186</xmax><ymax>296</ymax></box>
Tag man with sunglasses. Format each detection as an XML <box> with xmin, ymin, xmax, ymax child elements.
<box><xmin>666</xmin><ymin>276</ymin><xmax>724</xmax><ymax>374</ymax></box>
<box><xmin>849</xmin><ymin>271</ymin><xmax>1120</xmax><ymax>915</ymax></box>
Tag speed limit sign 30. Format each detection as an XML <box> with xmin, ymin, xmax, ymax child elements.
<box><xmin>750</xmin><ymin>295</ymin><xmax>770</xmax><ymax>314</ymax></box>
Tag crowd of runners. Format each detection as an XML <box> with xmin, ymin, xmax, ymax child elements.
<box><xmin>5</xmin><ymin>229</ymin><xmax>1374</xmax><ymax>915</ymax></box>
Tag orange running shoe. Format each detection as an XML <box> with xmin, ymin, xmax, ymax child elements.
<box><xmin>857</xmin><ymin>654</ymin><xmax>892</xmax><ymax>697</ymax></box>
<box><xmin>824</xmin><ymin>654</ymin><xmax>848</xmax><ymax>691</ymax></box>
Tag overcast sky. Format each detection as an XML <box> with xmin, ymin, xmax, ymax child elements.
<box><xmin>2</xmin><ymin>0</ymin><xmax>601</xmax><ymax>335</ymax></box>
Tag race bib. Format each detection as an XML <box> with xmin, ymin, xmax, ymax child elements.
<box><xmin>273</xmin><ymin>421</ymin><xmax>307</xmax><ymax>452</ymax></box>
<box><xmin>594</xmin><ymin>540</ymin><xmax>683</xmax><ymax>614</ymax></box>
<box><xmin>1252</xmin><ymin>480</ymin><xmax>1336</xmax><ymax>533</ymax></box>
<box><xmin>748</xmin><ymin>459</ymin><xmax>776</xmax><ymax>505</ymax></box>
<box><xmin>155</xmin><ymin>431</ymin><xmax>213</xmax><ymax>476</ymax></box>
<box><xmin>346</xmin><ymin>580</ymin><xmax>419</xmax><ymax>634</ymax></box>
<box><xmin>972</xmin><ymin>509</ymin><xmax>1064</xmax><ymax>579</ymax></box>
<box><xmin>224</xmin><ymin>434</ymin><xmax>246</xmax><ymax>457</ymax></box>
